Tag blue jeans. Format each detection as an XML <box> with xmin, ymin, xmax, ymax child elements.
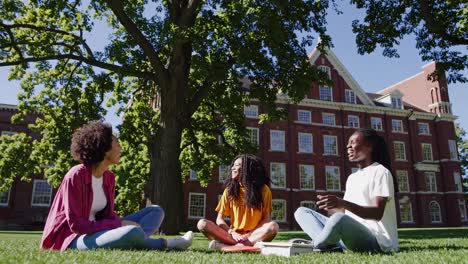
<box><xmin>69</xmin><ymin>205</ymin><xmax>166</xmax><ymax>250</ymax></box>
<box><xmin>294</xmin><ymin>207</ymin><xmax>381</xmax><ymax>252</ymax></box>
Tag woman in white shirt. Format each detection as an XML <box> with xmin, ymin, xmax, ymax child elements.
<box><xmin>294</xmin><ymin>128</ymin><xmax>399</xmax><ymax>252</ymax></box>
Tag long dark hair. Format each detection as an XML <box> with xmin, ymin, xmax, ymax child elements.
<box><xmin>357</xmin><ymin>128</ymin><xmax>399</xmax><ymax>193</ymax></box>
<box><xmin>224</xmin><ymin>154</ymin><xmax>271</xmax><ymax>209</ymax></box>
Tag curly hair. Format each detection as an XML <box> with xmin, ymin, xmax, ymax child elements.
<box><xmin>70</xmin><ymin>121</ymin><xmax>114</xmax><ymax>166</ymax></box>
<box><xmin>224</xmin><ymin>154</ymin><xmax>271</xmax><ymax>209</ymax></box>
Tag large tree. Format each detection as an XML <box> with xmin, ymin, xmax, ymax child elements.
<box><xmin>0</xmin><ymin>0</ymin><xmax>331</xmax><ymax>233</ymax></box>
<box><xmin>350</xmin><ymin>0</ymin><xmax>468</xmax><ymax>83</ymax></box>
<box><xmin>455</xmin><ymin>123</ymin><xmax>468</xmax><ymax>191</ymax></box>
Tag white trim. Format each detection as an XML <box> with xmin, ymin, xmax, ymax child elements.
<box><xmin>323</xmin><ymin>135</ymin><xmax>338</xmax><ymax>155</ymax></box>
<box><xmin>325</xmin><ymin>165</ymin><xmax>341</xmax><ymax>191</ymax></box>
<box><xmin>298</xmin><ymin>133</ymin><xmax>313</xmax><ymax>154</ymax></box>
<box><xmin>421</xmin><ymin>143</ymin><xmax>434</xmax><ymax>161</ymax></box>
<box><xmin>246</xmin><ymin>127</ymin><xmax>259</xmax><ymax>145</ymax></box>
<box><xmin>393</xmin><ymin>141</ymin><xmax>407</xmax><ymax>161</ymax></box>
<box><xmin>0</xmin><ymin>188</ymin><xmax>11</xmax><ymax>206</ymax></box>
<box><xmin>272</xmin><ymin>199</ymin><xmax>287</xmax><ymax>223</ymax></box>
<box><xmin>299</xmin><ymin>164</ymin><xmax>315</xmax><ymax>190</ymax></box>
<box><xmin>429</xmin><ymin>201</ymin><xmax>442</xmax><ymax>223</ymax></box>
<box><xmin>31</xmin><ymin>180</ymin><xmax>53</xmax><ymax>207</ymax></box>
<box><xmin>188</xmin><ymin>192</ymin><xmax>206</xmax><ymax>219</ymax></box>
<box><xmin>270</xmin><ymin>162</ymin><xmax>287</xmax><ymax>189</ymax></box>
<box><xmin>414</xmin><ymin>163</ymin><xmax>440</xmax><ymax>172</ymax></box>
<box><xmin>418</xmin><ymin>122</ymin><xmax>431</xmax><ymax>135</ymax></box>
<box><xmin>1</xmin><ymin>131</ymin><xmax>17</xmax><ymax>137</ymax></box>
<box><xmin>0</xmin><ymin>104</ymin><xmax>18</xmax><ymax>110</ymax></box>
<box><xmin>244</xmin><ymin>105</ymin><xmax>259</xmax><ymax>118</ymax></box>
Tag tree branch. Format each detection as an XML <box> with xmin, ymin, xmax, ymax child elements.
<box><xmin>104</xmin><ymin>0</ymin><xmax>168</xmax><ymax>83</ymax></box>
<box><xmin>0</xmin><ymin>54</ymin><xmax>156</xmax><ymax>81</ymax></box>
<box><xmin>419</xmin><ymin>0</ymin><xmax>468</xmax><ymax>45</ymax></box>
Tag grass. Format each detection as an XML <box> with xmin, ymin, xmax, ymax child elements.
<box><xmin>0</xmin><ymin>228</ymin><xmax>467</xmax><ymax>263</ymax></box>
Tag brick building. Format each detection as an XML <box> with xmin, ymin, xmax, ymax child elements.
<box><xmin>184</xmin><ymin>48</ymin><xmax>468</xmax><ymax>229</ymax></box>
<box><xmin>0</xmin><ymin>48</ymin><xmax>467</xmax><ymax>230</ymax></box>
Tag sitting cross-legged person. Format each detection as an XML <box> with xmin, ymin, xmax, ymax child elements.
<box><xmin>197</xmin><ymin>154</ymin><xmax>279</xmax><ymax>250</ymax></box>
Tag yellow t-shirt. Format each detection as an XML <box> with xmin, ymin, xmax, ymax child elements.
<box><xmin>215</xmin><ymin>185</ymin><xmax>272</xmax><ymax>234</ymax></box>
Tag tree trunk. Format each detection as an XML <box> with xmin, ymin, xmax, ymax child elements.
<box><xmin>148</xmin><ymin>117</ymin><xmax>185</xmax><ymax>235</ymax></box>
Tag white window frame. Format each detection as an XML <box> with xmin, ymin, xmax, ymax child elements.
<box><xmin>1</xmin><ymin>131</ymin><xmax>17</xmax><ymax>137</ymax></box>
<box><xmin>244</xmin><ymin>105</ymin><xmax>258</xmax><ymax>118</ymax></box>
<box><xmin>394</xmin><ymin>141</ymin><xmax>407</xmax><ymax>161</ymax></box>
<box><xmin>319</xmin><ymin>86</ymin><xmax>333</xmax><ymax>101</ymax></box>
<box><xmin>345</xmin><ymin>90</ymin><xmax>356</xmax><ymax>104</ymax></box>
<box><xmin>188</xmin><ymin>192</ymin><xmax>206</xmax><ymax>219</ymax></box>
<box><xmin>300</xmin><ymin>200</ymin><xmax>316</xmax><ymax>210</ymax></box>
<box><xmin>270</xmin><ymin>130</ymin><xmax>285</xmax><ymax>151</ymax></box>
<box><xmin>246</xmin><ymin>127</ymin><xmax>259</xmax><ymax>145</ymax></box>
<box><xmin>425</xmin><ymin>172</ymin><xmax>437</xmax><ymax>192</ymax></box>
<box><xmin>347</xmin><ymin>115</ymin><xmax>360</xmax><ymax>128</ymax></box>
<box><xmin>392</xmin><ymin>119</ymin><xmax>403</xmax><ymax>132</ymax></box>
<box><xmin>298</xmin><ymin>133</ymin><xmax>313</xmax><ymax>153</ymax></box>
<box><xmin>421</xmin><ymin>143</ymin><xmax>433</xmax><ymax>161</ymax></box>
<box><xmin>218</xmin><ymin>165</ymin><xmax>230</xmax><ymax>183</ymax></box>
<box><xmin>391</xmin><ymin>97</ymin><xmax>403</xmax><ymax>109</ymax></box>
<box><xmin>189</xmin><ymin>169</ymin><xmax>198</xmax><ymax>180</ymax></box>
<box><xmin>271</xmin><ymin>199</ymin><xmax>287</xmax><ymax>223</ymax></box>
<box><xmin>323</xmin><ymin>135</ymin><xmax>338</xmax><ymax>155</ymax></box>
<box><xmin>459</xmin><ymin>199</ymin><xmax>467</xmax><ymax>222</ymax></box>
<box><xmin>270</xmin><ymin>162</ymin><xmax>286</xmax><ymax>189</ymax></box>
<box><xmin>397</xmin><ymin>170</ymin><xmax>410</xmax><ymax>192</ymax></box>
<box><xmin>299</xmin><ymin>164</ymin><xmax>315</xmax><ymax>190</ymax></box>
<box><xmin>371</xmin><ymin>117</ymin><xmax>383</xmax><ymax>131</ymax></box>
<box><xmin>418</xmin><ymin>123</ymin><xmax>430</xmax><ymax>135</ymax></box>
<box><xmin>399</xmin><ymin>197</ymin><xmax>414</xmax><ymax>223</ymax></box>
<box><xmin>448</xmin><ymin>140</ymin><xmax>458</xmax><ymax>160</ymax></box>
<box><xmin>318</xmin><ymin>65</ymin><xmax>331</xmax><ymax>78</ymax></box>
<box><xmin>325</xmin><ymin>166</ymin><xmax>340</xmax><ymax>191</ymax></box>
<box><xmin>0</xmin><ymin>188</ymin><xmax>11</xmax><ymax>206</ymax></box>
<box><xmin>297</xmin><ymin>110</ymin><xmax>312</xmax><ymax>123</ymax></box>
<box><xmin>31</xmin><ymin>180</ymin><xmax>53</xmax><ymax>207</ymax></box>
<box><xmin>454</xmin><ymin>172</ymin><xmax>462</xmax><ymax>192</ymax></box>
<box><xmin>322</xmin><ymin>113</ymin><xmax>335</xmax><ymax>126</ymax></box>
<box><xmin>429</xmin><ymin>201</ymin><xmax>442</xmax><ymax>223</ymax></box>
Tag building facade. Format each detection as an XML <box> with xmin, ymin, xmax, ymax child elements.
<box><xmin>0</xmin><ymin>48</ymin><xmax>467</xmax><ymax>230</ymax></box>
<box><xmin>184</xmin><ymin>48</ymin><xmax>468</xmax><ymax>230</ymax></box>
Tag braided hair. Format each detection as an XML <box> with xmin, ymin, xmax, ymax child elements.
<box><xmin>224</xmin><ymin>154</ymin><xmax>271</xmax><ymax>209</ymax></box>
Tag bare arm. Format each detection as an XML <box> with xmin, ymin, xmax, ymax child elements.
<box><xmin>215</xmin><ymin>213</ymin><xmax>230</xmax><ymax>231</ymax></box>
<box><xmin>317</xmin><ymin>194</ymin><xmax>388</xmax><ymax>221</ymax></box>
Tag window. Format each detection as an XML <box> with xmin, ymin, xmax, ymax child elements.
<box><xmin>347</xmin><ymin>115</ymin><xmax>359</xmax><ymax>128</ymax></box>
<box><xmin>391</xmin><ymin>97</ymin><xmax>403</xmax><ymax>109</ymax></box>
<box><xmin>189</xmin><ymin>169</ymin><xmax>198</xmax><ymax>180</ymax></box>
<box><xmin>1</xmin><ymin>131</ymin><xmax>17</xmax><ymax>136</ymax></box>
<box><xmin>453</xmin><ymin>172</ymin><xmax>462</xmax><ymax>192</ymax></box>
<box><xmin>319</xmin><ymin>86</ymin><xmax>332</xmax><ymax>101</ymax></box>
<box><xmin>31</xmin><ymin>180</ymin><xmax>53</xmax><ymax>206</ymax></box>
<box><xmin>271</xmin><ymin>199</ymin><xmax>287</xmax><ymax>222</ymax></box>
<box><xmin>394</xmin><ymin>141</ymin><xmax>406</xmax><ymax>161</ymax></box>
<box><xmin>371</xmin><ymin>117</ymin><xmax>383</xmax><ymax>131</ymax></box>
<box><xmin>270</xmin><ymin>163</ymin><xmax>286</xmax><ymax>188</ymax></box>
<box><xmin>299</xmin><ymin>164</ymin><xmax>315</xmax><ymax>190</ymax></box>
<box><xmin>345</xmin><ymin>90</ymin><xmax>356</xmax><ymax>104</ymax></box>
<box><xmin>246</xmin><ymin>127</ymin><xmax>259</xmax><ymax>145</ymax></box>
<box><xmin>318</xmin><ymin>65</ymin><xmax>331</xmax><ymax>78</ymax></box>
<box><xmin>459</xmin><ymin>199</ymin><xmax>467</xmax><ymax>222</ymax></box>
<box><xmin>244</xmin><ymin>105</ymin><xmax>258</xmax><ymax>118</ymax></box>
<box><xmin>188</xmin><ymin>193</ymin><xmax>206</xmax><ymax>219</ymax></box>
<box><xmin>300</xmin><ymin>201</ymin><xmax>316</xmax><ymax>210</ymax></box>
<box><xmin>421</xmin><ymin>143</ymin><xmax>433</xmax><ymax>161</ymax></box>
<box><xmin>0</xmin><ymin>188</ymin><xmax>10</xmax><ymax>206</ymax></box>
<box><xmin>399</xmin><ymin>197</ymin><xmax>413</xmax><ymax>223</ymax></box>
<box><xmin>418</xmin><ymin>123</ymin><xmax>430</xmax><ymax>135</ymax></box>
<box><xmin>298</xmin><ymin>133</ymin><xmax>313</xmax><ymax>153</ymax></box>
<box><xmin>219</xmin><ymin>165</ymin><xmax>229</xmax><ymax>183</ymax></box>
<box><xmin>429</xmin><ymin>201</ymin><xmax>442</xmax><ymax>223</ymax></box>
<box><xmin>270</xmin><ymin>130</ymin><xmax>285</xmax><ymax>151</ymax></box>
<box><xmin>297</xmin><ymin>110</ymin><xmax>312</xmax><ymax>123</ymax></box>
<box><xmin>396</xmin><ymin>170</ymin><xmax>409</xmax><ymax>192</ymax></box>
<box><xmin>322</xmin><ymin>113</ymin><xmax>335</xmax><ymax>126</ymax></box>
<box><xmin>392</xmin><ymin>119</ymin><xmax>403</xmax><ymax>132</ymax></box>
<box><xmin>449</xmin><ymin>140</ymin><xmax>458</xmax><ymax>160</ymax></box>
<box><xmin>425</xmin><ymin>172</ymin><xmax>437</xmax><ymax>192</ymax></box>
<box><xmin>325</xmin><ymin>166</ymin><xmax>340</xmax><ymax>191</ymax></box>
<box><xmin>323</xmin><ymin>135</ymin><xmax>338</xmax><ymax>155</ymax></box>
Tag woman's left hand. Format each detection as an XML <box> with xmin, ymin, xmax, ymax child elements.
<box><xmin>317</xmin><ymin>194</ymin><xmax>345</xmax><ymax>210</ymax></box>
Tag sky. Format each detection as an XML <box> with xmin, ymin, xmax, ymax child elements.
<box><xmin>1</xmin><ymin>3</ymin><xmax>467</xmax><ymax>131</ymax></box>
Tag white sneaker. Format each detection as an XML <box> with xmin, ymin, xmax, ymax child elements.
<box><xmin>166</xmin><ymin>231</ymin><xmax>194</xmax><ymax>250</ymax></box>
<box><xmin>208</xmin><ymin>240</ymin><xmax>228</xmax><ymax>250</ymax></box>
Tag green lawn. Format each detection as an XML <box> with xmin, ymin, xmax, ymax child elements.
<box><xmin>0</xmin><ymin>228</ymin><xmax>467</xmax><ymax>263</ymax></box>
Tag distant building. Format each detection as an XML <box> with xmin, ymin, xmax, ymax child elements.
<box><xmin>0</xmin><ymin>48</ymin><xmax>467</xmax><ymax>230</ymax></box>
<box><xmin>184</xmin><ymin>48</ymin><xmax>468</xmax><ymax>229</ymax></box>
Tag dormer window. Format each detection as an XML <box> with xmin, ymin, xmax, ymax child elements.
<box><xmin>391</xmin><ymin>97</ymin><xmax>403</xmax><ymax>109</ymax></box>
<box><xmin>345</xmin><ymin>90</ymin><xmax>356</xmax><ymax>104</ymax></box>
<box><xmin>318</xmin><ymin>65</ymin><xmax>331</xmax><ymax>79</ymax></box>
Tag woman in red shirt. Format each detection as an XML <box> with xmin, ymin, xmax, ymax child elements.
<box><xmin>40</xmin><ymin>121</ymin><xmax>193</xmax><ymax>251</ymax></box>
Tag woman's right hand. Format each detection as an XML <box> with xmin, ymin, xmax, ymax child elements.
<box><xmin>121</xmin><ymin>220</ymin><xmax>140</xmax><ymax>227</ymax></box>
<box><xmin>230</xmin><ymin>230</ymin><xmax>246</xmax><ymax>242</ymax></box>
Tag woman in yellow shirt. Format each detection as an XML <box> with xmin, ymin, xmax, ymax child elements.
<box><xmin>197</xmin><ymin>154</ymin><xmax>279</xmax><ymax>249</ymax></box>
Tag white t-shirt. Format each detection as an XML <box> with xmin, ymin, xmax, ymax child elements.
<box><xmin>89</xmin><ymin>175</ymin><xmax>107</xmax><ymax>221</ymax></box>
<box><xmin>343</xmin><ymin>162</ymin><xmax>399</xmax><ymax>252</ymax></box>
